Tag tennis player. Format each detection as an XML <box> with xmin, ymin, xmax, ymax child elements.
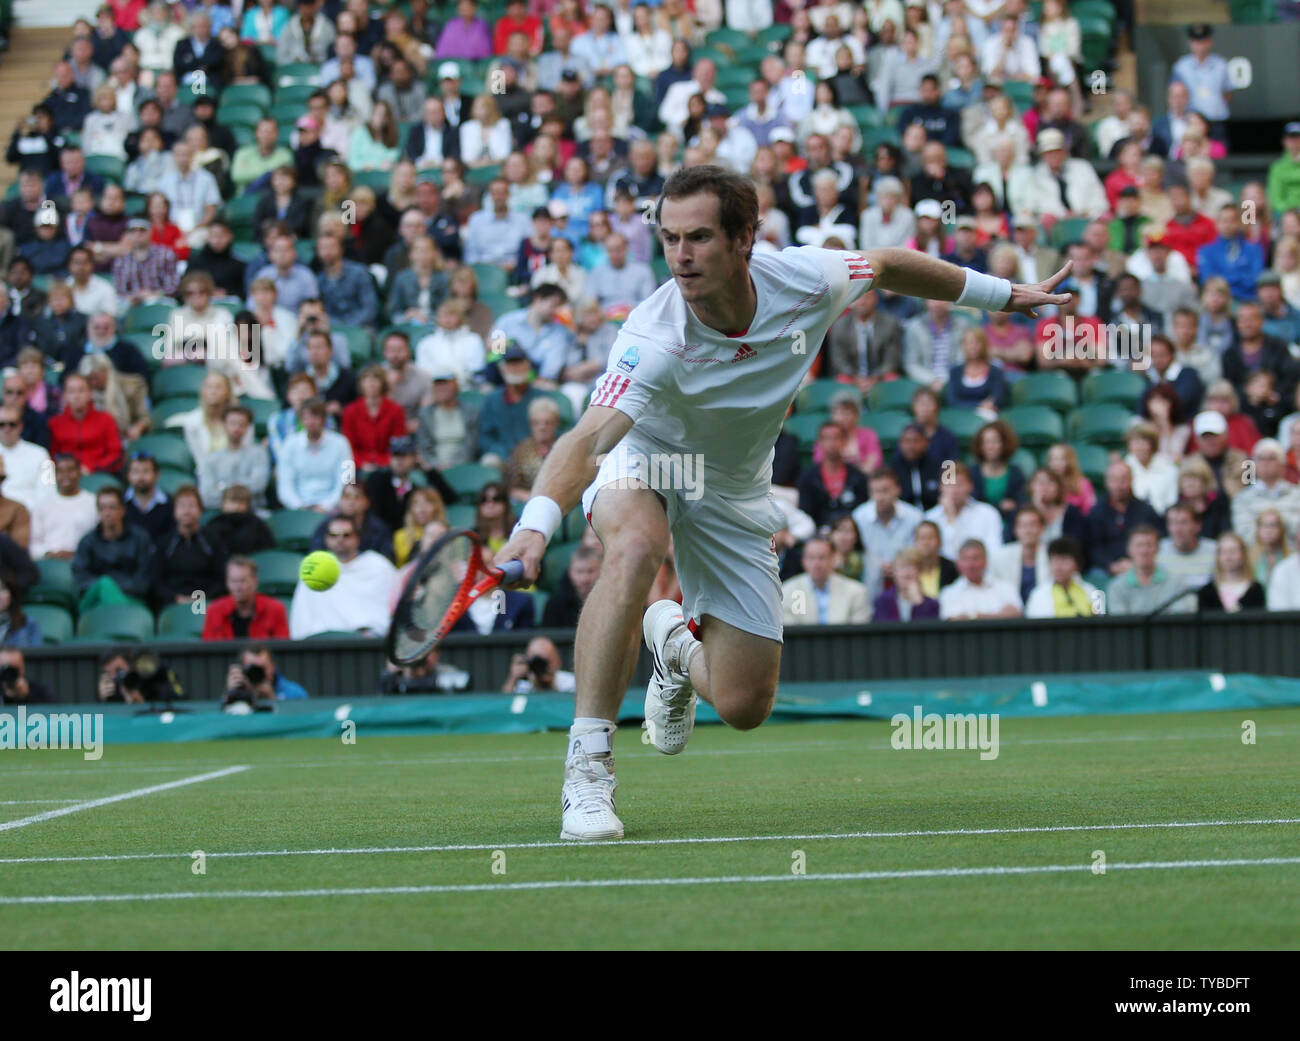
<box><xmin>494</xmin><ymin>166</ymin><xmax>1072</xmax><ymax>840</ymax></box>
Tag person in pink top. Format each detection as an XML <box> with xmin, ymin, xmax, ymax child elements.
<box><xmin>1047</xmin><ymin>443</ymin><xmax>1097</xmax><ymax>514</ymax></box>
<box><xmin>813</xmin><ymin>390</ymin><xmax>884</xmax><ymax>474</ymax></box>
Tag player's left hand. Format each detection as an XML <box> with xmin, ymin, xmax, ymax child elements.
<box><xmin>1005</xmin><ymin>260</ymin><xmax>1074</xmax><ymax>318</ymax></box>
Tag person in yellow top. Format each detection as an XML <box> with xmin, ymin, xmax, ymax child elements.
<box><xmin>393</xmin><ymin>488</ymin><xmax>449</xmax><ymax>567</ymax></box>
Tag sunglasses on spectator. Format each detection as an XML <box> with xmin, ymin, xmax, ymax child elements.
<box><xmin>0</xmin><ymin>422</ymin><xmax>17</xmax><ymax>429</ymax></box>
<box><xmin>130</xmin><ymin>450</ymin><xmax>155</xmax><ymax>461</ymax></box>
<box><xmin>326</xmin><ymin>530</ymin><xmax>356</xmax><ymax>538</ymax></box>
<box><xmin>480</xmin><ymin>494</ymin><xmax>504</xmax><ymax>503</ymax></box>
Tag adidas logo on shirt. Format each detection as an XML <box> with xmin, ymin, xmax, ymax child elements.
<box><xmin>731</xmin><ymin>344</ymin><xmax>757</xmax><ymax>363</ymax></box>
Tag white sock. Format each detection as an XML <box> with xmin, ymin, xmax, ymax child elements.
<box><xmin>667</xmin><ymin>629</ymin><xmax>701</xmax><ymax>681</ymax></box>
<box><xmin>568</xmin><ymin>718</ymin><xmax>615</xmax><ymax>760</ymax></box>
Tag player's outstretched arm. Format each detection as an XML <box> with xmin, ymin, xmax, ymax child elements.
<box><xmin>862</xmin><ymin>247</ymin><xmax>1074</xmax><ymax>317</ymax></box>
<box><xmin>492</xmin><ymin>404</ymin><xmax>634</xmax><ymax>584</ymax></box>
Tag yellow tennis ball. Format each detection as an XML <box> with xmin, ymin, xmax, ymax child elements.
<box><xmin>300</xmin><ymin>551</ymin><xmax>341</xmax><ymax>591</ymax></box>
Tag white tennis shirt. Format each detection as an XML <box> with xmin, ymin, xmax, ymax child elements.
<box><xmin>589</xmin><ymin>246</ymin><xmax>876</xmax><ymax>498</ymax></box>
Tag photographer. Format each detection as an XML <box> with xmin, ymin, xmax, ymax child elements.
<box><xmin>378</xmin><ymin>648</ymin><xmax>470</xmax><ymax>695</ymax></box>
<box><xmin>501</xmin><ymin>636</ymin><xmax>575</xmax><ymax>694</ymax></box>
<box><xmin>0</xmin><ymin>648</ymin><xmax>56</xmax><ymax>704</ymax></box>
<box><xmin>96</xmin><ymin>647</ymin><xmax>183</xmax><ymax>704</ymax></box>
<box><xmin>223</xmin><ymin>646</ymin><xmax>307</xmax><ymax>707</ymax></box>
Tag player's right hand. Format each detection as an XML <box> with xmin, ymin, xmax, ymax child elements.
<box><xmin>493</xmin><ymin>529</ymin><xmax>546</xmax><ymax>587</ymax></box>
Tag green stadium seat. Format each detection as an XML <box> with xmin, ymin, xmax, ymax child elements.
<box><xmin>219</xmin><ymin>83</ymin><xmax>271</xmax><ymax>111</ymax></box>
<box><xmin>1082</xmin><ymin>368</ymin><xmax>1146</xmax><ymax>408</ymax></box>
<box><xmin>862</xmin><ymin>126</ymin><xmax>901</xmax><ymax>149</ymax></box>
<box><xmin>946</xmin><ymin>147</ymin><xmax>975</xmax><ymax>169</ymax></box>
<box><xmin>25</xmin><ymin>604</ymin><xmax>75</xmax><ymax>645</ymax></box>
<box><xmin>532</xmin><ymin>590</ymin><xmax>549</xmax><ymax>626</ymax></box>
<box><xmin>732</xmin><ymin>44</ymin><xmax>770</xmax><ymax>66</ymax></box>
<box><xmin>151</xmin><ymin>366</ymin><xmax>208</xmax><ymax>401</ymax></box>
<box><xmin>465</xmin><ymin>162</ymin><xmax>503</xmax><ymax>186</ymax></box>
<box><xmin>276</xmin><ymin>62</ymin><xmax>319</xmax><ymax>85</ymax></box>
<box><xmin>268</xmin><ymin>509</ymin><xmax>321</xmax><ymax>551</ymax></box>
<box><xmin>797</xmin><ymin>380</ymin><xmax>859</xmax><ymax>413</ymax></box>
<box><xmin>939</xmin><ymin>408</ymin><xmax>987</xmax><ymax>449</ymax></box>
<box><xmin>784</xmin><ymin>410</ymin><xmax>829</xmax><ymax>448</ymax></box>
<box><xmin>153</xmin><ymin>396</ymin><xmax>198</xmax><ymax>427</ymax></box>
<box><xmin>1001</xmin><ymin>80</ymin><xmax>1035</xmax><ymax>109</ymax></box>
<box><xmin>1073</xmin><ymin>442</ymin><xmax>1112</xmax><ymax>485</ymax></box>
<box><xmin>1050</xmin><ymin>216</ymin><xmax>1091</xmax><ymax>249</ymax></box>
<box><xmin>275</xmin><ymin>83</ymin><xmax>318</xmax><ymax>106</ymax></box>
<box><xmin>249</xmin><ymin>550</ymin><xmax>305</xmax><ymax>596</ymax></box>
<box><xmin>218</xmin><ymin>104</ymin><xmax>266</xmax><ymax>130</ymax></box>
<box><xmin>539</xmin><ymin>540</ymin><xmax>579</xmax><ymax>593</ymax></box>
<box><xmin>1011</xmin><ymin>371</ymin><xmax>1079</xmax><ymax>412</ymax></box>
<box><xmin>1011</xmin><ymin>447</ymin><xmax>1040</xmax><ymax>478</ymax></box>
<box><xmin>1076</xmin><ymin>15</ymin><xmax>1113</xmax><ymax>37</ymax></box>
<box><xmin>849</xmin><ymin>103</ymin><xmax>884</xmax><ymax>129</ymax></box>
<box><xmin>333</xmin><ymin>324</ymin><xmax>374</xmax><ymax>366</ymax></box>
<box><xmin>85</xmin><ymin>155</ymin><xmax>125</xmax><ymax>185</ymax></box>
<box><xmin>705</xmin><ymin>26</ymin><xmax>750</xmax><ymax>50</ymax></box>
<box><xmin>352</xmin><ymin>169</ymin><xmax>392</xmax><ymax>192</ymax></box>
<box><xmin>126</xmin><ymin>433</ymin><xmax>194</xmax><ymax>472</ymax></box>
<box><xmin>756</xmin><ymin>23</ymin><xmax>792</xmax><ymax>47</ymax></box>
<box><xmin>1069</xmin><ymin>404</ymin><xmax>1134</xmax><ymax>449</ymax></box>
<box><xmin>156</xmin><ymin>602</ymin><xmax>207</xmax><ymax>639</ymax></box>
<box><xmin>80</xmin><ymin>472</ymin><xmax>124</xmax><ymax>494</ymax></box>
<box><xmin>305</xmin><ymin>630</ymin><xmax>362</xmax><ymax>640</ymax></box>
<box><xmin>444</xmin><ymin>462</ymin><xmax>502</xmax><ymax>498</ymax></box>
<box><xmin>241</xmin><ymin>397</ymin><xmax>280</xmax><ymax>436</ymax></box>
<box><xmin>446</xmin><ymin>503</ymin><xmax>477</xmax><ymax>529</ymax></box>
<box><xmin>125</xmin><ymin>302</ymin><xmax>175</xmax><ymax>333</ymax></box>
<box><xmin>77</xmin><ymin>603</ymin><xmax>155</xmax><ymax>642</ymax></box>
<box><xmin>268</xmin><ymin>102</ymin><xmax>303</xmax><ymax>127</ymax></box>
<box><xmin>868</xmin><ymin>378</ymin><xmax>921</xmax><ymax>412</ymax></box>
<box><xmin>157</xmin><ymin>468</ymin><xmax>196</xmax><ymax>495</ymax></box>
<box><xmin>470</xmin><ymin>263</ymin><xmax>509</xmax><ymax>295</ymax></box>
<box><xmin>1000</xmin><ymin>405</ymin><xmax>1066</xmax><ymax>447</ymax></box>
<box><xmin>715</xmin><ymin>65</ymin><xmax>754</xmax><ymax>89</ymax></box>
<box><xmin>561</xmin><ymin>503</ymin><xmax>588</xmax><ymax>542</ymax></box>
<box><xmin>29</xmin><ymin>559</ymin><xmax>78</xmax><ymax>614</ymax></box>
<box><xmin>860</xmin><ymin>410</ymin><xmax>911</xmax><ymax>451</ymax></box>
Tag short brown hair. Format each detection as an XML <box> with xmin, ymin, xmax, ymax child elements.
<box><xmin>655</xmin><ymin>164</ymin><xmax>759</xmax><ymax>259</ymax></box>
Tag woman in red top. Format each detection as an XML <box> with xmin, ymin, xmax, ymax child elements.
<box><xmin>1104</xmin><ymin>139</ymin><xmax>1143</xmax><ymax>213</ymax></box>
<box><xmin>341</xmin><ymin>365</ymin><xmax>408</xmax><ymax>471</ymax></box>
<box><xmin>108</xmin><ymin>0</ymin><xmax>146</xmax><ymax>31</ymax></box>
<box><xmin>147</xmin><ymin>192</ymin><xmax>189</xmax><ymax>261</ymax></box>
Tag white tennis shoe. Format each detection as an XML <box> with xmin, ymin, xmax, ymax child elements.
<box><xmin>643</xmin><ymin>600</ymin><xmax>698</xmax><ymax>755</ymax></box>
<box><xmin>561</xmin><ymin>750</ymin><xmax>624</xmax><ymax>840</ymax></box>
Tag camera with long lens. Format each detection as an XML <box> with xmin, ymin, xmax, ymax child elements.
<box><xmin>0</xmin><ymin>664</ymin><xmax>21</xmax><ymax>687</ymax></box>
<box><xmin>527</xmin><ymin>655</ymin><xmax>550</xmax><ymax>679</ymax></box>
<box><xmin>222</xmin><ymin>660</ymin><xmax>274</xmax><ymax>713</ymax></box>
<box><xmin>120</xmin><ymin>652</ymin><xmax>181</xmax><ymax>702</ymax></box>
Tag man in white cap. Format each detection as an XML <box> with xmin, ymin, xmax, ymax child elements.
<box><xmin>1020</xmin><ymin>127</ymin><xmax>1106</xmax><ymax>223</ymax></box>
<box><xmin>436</xmin><ymin>63</ymin><xmax>467</xmax><ymax>127</ymax></box>
<box><xmin>1186</xmin><ymin>409</ymin><xmax>1249</xmax><ymax>500</ymax></box>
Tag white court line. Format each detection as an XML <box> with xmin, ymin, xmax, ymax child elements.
<box><xmin>0</xmin><ymin>800</ymin><xmax>84</xmax><ymax>805</ymax></box>
<box><xmin>2</xmin><ymin>816</ymin><xmax>1296</xmax><ymax>865</ymax></box>
<box><xmin>3</xmin><ymin>726</ymin><xmax>1298</xmax><ymax>778</ymax></box>
<box><xmin>0</xmin><ymin>767</ymin><xmax>250</xmax><ymax>834</ymax></box>
<box><xmin>3</xmin><ymin>856</ymin><xmax>1299</xmax><ymax>906</ymax></box>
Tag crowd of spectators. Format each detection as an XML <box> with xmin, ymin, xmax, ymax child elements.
<box><xmin>0</xmin><ymin>1</ymin><xmax>1299</xmax><ymax>701</ymax></box>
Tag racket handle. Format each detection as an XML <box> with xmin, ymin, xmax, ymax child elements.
<box><xmin>497</xmin><ymin>559</ymin><xmax>527</xmax><ymax>584</ymax></box>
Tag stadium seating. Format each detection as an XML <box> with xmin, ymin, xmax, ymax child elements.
<box><xmin>126</xmin><ymin>434</ymin><xmax>195</xmax><ymax>473</ymax></box>
<box><xmin>1070</xmin><ymin>404</ymin><xmax>1135</xmax><ymax>450</ymax></box>
<box><xmin>1082</xmin><ymin>369</ymin><xmax>1147</xmax><ymax>409</ymax></box>
<box><xmin>76</xmin><ymin>604</ymin><xmax>156</xmax><ymax>642</ymax></box>
<box><xmin>156</xmin><ymin>602</ymin><xmax>207</xmax><ymax>639</ymax></box>
<box><xmin>29</xmin><ymin>559</ymin><xmax>78</xmax><ymax>615</ymax></box>
<box><xmin>783</xmin><ymin>411</ymin><xmax>829</xmax><ymax>448</ymax></box>
<box><xmin>797</xmin><ymin>380</ymin><xmax>858</xmax><ymax>413</ymax></box>
<box><xmin>269</xmin><ymin>510</ymin><xmax>322</xmax><ymax>551</ymax></box>
<box><xmin>152</xmin><ymin>366</ymin><xmax>209</xmax><ymax>402</ymax></box>
<box><xmin>868</xmin><ymin>379</ymin><xmax>921</xmax><ymax>412</ymax></box>
<box><xmin>446</xmin><ymin>503</ymin><xmax>477</xmax><ymax>530</ymax></box>
<box><xmin>249</xmin><ymin>551</ymin><xmax>306</xmax><ymax>596</ymax></box>
<box><xmin>1012</xmin><ymin>371</ymin><xmax>1079</xmax><ymax>413</ymax></box>
<box><xmin>939</xmin><ymin>408</ymin><xmax>988</xmax><ymax>450</ymax></box>
<box><xmin>860</xmin><ymin>410</ymin><xmax>912</xmax><ymax>451</ymax></box>
<box><xmin>539</xmin><ymin>541</ymin><xmax>579</xmax><ymax>593</ymax></box>
<box><xmin>25</xmin><ymin>604</ymin><xmax>74</xmax><ymax>645</ymax></box>
<box><xmin>1000</xmin><ymin>406</ymin><xmax>1066</xmax><ymax>447</ymax></box>
<box><xmin>444</xmin><ymin>463</ymin><xmax>502</xmax><ymax>498</ymax></box>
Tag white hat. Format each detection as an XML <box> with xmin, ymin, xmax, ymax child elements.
<box><xmin>438</xmin><ymin>61</ymin><xmax>461</xmax><ymax>80</ymax></box>
<box><xmin>914</xmin><ymin>198</ymin><xmax>943</xmax><ymax>220</ymax></box>
<box><xmin>1193</xmin><ymin>411</ymin><xmax>1227</xmax><ymax>437</ymax></box>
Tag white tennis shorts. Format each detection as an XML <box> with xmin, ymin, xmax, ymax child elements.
<box><xmin>581</xmin><ymin>435</ymin><xmax>786</xmax><ymax>642</ymax></box>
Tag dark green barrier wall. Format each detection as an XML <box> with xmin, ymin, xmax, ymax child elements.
<box><xmin>18</xmin><ymin>610</ymin><xmax>1300</xmax><ymax>703</ymax></box>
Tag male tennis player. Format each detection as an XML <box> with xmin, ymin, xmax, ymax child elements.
<box><xmin>495</xmin><ymin>166</ymin><xmax>1071</xmax><ymax>840</ymax></box>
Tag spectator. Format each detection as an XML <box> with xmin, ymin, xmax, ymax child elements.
<box><xmin>301</xmin><ymin>329</ymin><xmax>359</xmax><ymax>418</ymax></box>
<box><xmin>542</xmin><ymin>542</ymin><xmax>602</xmax><ymax>626</ymax></box>
<box><xmin>223</xmin><ymin>645</ymin><xmax>309</xmax><ymax>702</ymax></box>
<box><xmin>77</xmin><ymin>352</ymin><xmax>150</xmax><ymax>443</ymax></box>
<box><xmin>203</xmin><ymin>485</ymin><xmax>275</xmax><ymax>557</ymax></box>
<box><xmin>122</xmin><ymin>451</ymin><xmax>173</xmax><ymax>541</ymax></box>
<box><xmin>0</xmin><ymin>403</ymin><xmax>49</xmax><ymax>511</ymax></box>
<box><xmin>1197</xmin><ymin>204</ymin><xmax>1265</xmax><ymax>303</ymax></box>
<box><xmin>4</xmin><ymin>371</ymin><xmax>51</xmax><ymax>450</ymax></box>
<box><xmin>1231</xmin><ymin>438</ymin><xmax>1300</xmax><ymax>541</ymax></box>
<box><xmin>1107</xmin><ymin>525</ymin><xmax>1194</xmax><ymax>615</ymax></box>
<box><xmin>48</xmin><ymin>373</ymin><xmax>122</xmax><ymax>475</ymax></box>
<box><xmin>816</xmin><ymin>392</ymin><xmax>884</xmax><ymax>476</ymax></box>
<box><xmin>946</xmin><ymin>327</ymin><xmax>1006</xmax><ymax>410</ymax></box>
<box><xmin>971</xmin><ymin>419</ymin><xmax>1025</xmax><ymax>528</ymax></box>
<box><xmin>1266</xmin><ymin>122</ymin><xmax>1300</xmax><ymax>217</ymax></box>
<box><xmin>1174</xmin><ymin>455</ymin><xmax>1232</xmax><ymax>540</ymax></box>
<box><xmin>1045</xmin><ymin>443</ymin><xmax>1096</xmax><ymax>515</ymax></box>
<box><xmin>252</xmin><ymin>235</ymin><xmax>320</xmax><ymax>316</ymax></box>
<box><xmin>1250</xmin><ymin>507</ymin><xmax>1290</xmax><ymax>587</ymax></box>
<box><xmin>938</xmin><ymin>537</ymin><xmax>1023</xmax><ymax>620</ymax></box>
<box><xmin>112</xmin><ymin>217</ymin><xmax>179</xmax><ymax>305</ymax></box>
<box><xmin>1170</xmin><ymin>25</ymin><xmax>1231</xmax><ymax>138</ymax></box>
<box><xmin>1222</xmin><ymin>302</ymin><xmax>1299</xmax><ymax>407</ymax></box>
<box><xmin>872</xmin><ymin>547</ymin><xmax>940</xmax><ymax>622</ymax></box>
<box><xmin>1160</xmin><ymin>180</ymin><xmax>1217</xmax><ymax>276</ymax></box>
<box><xmin>341</xmin><ymin>365</ymin><xmax>408</xmax><ymax>472</ymax></box>
<box><xmin>0</xmin><ymin>648</ymin><xmax>56</xmax><ymax>704</ymax></box>
<box><xmin>72</xmin><ymin>485</ymin><xmax>155</xmax><ymax>610</ymax></box>
<box><xmin>251</xmin><ymin>166</ymin><xmax>312</xmax><ymax>241</ymax></box>
<box><xmin>391</xmin><ymin>486</ymin><xmax>448</xmax><ymax>567</ymax></box>
<box><xmin>436</xmin><ymin>0</ymin><xmax>492</xmax><ymax>60</ymax></box>
<box><xmin>0</xmin><ymin>575</ymin><xmax>42</xmax><ymax>647</ymax></box>
<box><xmin>1025</xmin><ymin>536</ymin><xmax>1102</xmax><ymax>618</ymax></box>
<box><xmin>21</xmin><ymin>207</ymin><xmax>72</xmax><ymax>277</ymax></box>
<box><xmin>798</xmin><ymin>421</ymin><xmax>870</xmax><ymax>528</ymax></box>
<box><xmin>1186</xmin><ymin>408</ymin><xmax>1250</xmax><ymax>501</ymax></box>
<box><xmin>891</xmin><ymin>422</ymin><xmax>942</xmax><ymax>511</ymax></box>
<box><xmin>472</xmin><ymin>481</ymin><xmax>515</xmax><ymax>556</ymax></box>
<box><xmin>1140</xmin><ymin>333</ymin><xmax>1204</xmax><ymax>419</ymax></box>
<box><xmin>782</xmin><ymin>535</ymin><xmax>870</xmax><ymax>625</ymax></box>
<box><xmin>1016</xmin><ymin>127</ymin><xmax>1106</xmax><ymax>221</ymax></box>
<box><xmin>990</xmin><ymin>505</ymin><xmax>1049</xmax><ymax>604</ymax></box>
<box><xmin>308</xmin><ymin>481</ymin><xmax>394</xmax><ymax>561</ymax></box>
<box><xmin>275</xmin><ymin>397</ymin><xmax>354</xmax><ymax>512</ymax></box>
<box><xmin>1257</xmin><ymin>272</ymin><xmax>1300</xmax><ymax>347</ymax></box>
<box><xmin>479</xmin><ymin>345</ymin><xmax>542</xmax><ymax>466</ymax></box>
<box><xmin>924</xmin><ymin>462</ymin><xmax>1003</xmax><ymax>559</ymax></box>
<box><xmin>202</xmin><ymin>556</ymin><xmax>289</xmax><ymax>644</ymax></box>
<box><xmin>463</xmin><ymin>177</ymin><xmax>532</xmax><ymax>267</ymax></box>
<box><xmin>1124</xmin><ymin>421</ymin><xmax>1180</xmax><ymax>515</ymax></box>
<box><xmin>416</xmin><ymin>367</ymin><xmax>482</xmax><ymax>471</ymax></box>
<box><xmin>276</xmin><ymin>0</ymin><xmax>335</xmax><ymax>65</ymax></box>
<box><xmin>904</xmin><ymin>299</ymin><xmax>973</xmax><ymax>389</ymax></box>
<box><xmin>289</xmin><ymin>514</ymin><xmax>397</xmax><ymax>637</ymax></box>
<box><xmin>529</xmin><ymin>236</ymin><xmax>586</xmax><ymax>301</ymax></box>
<box><xmin>858</xmin><ymin>177</ymin><xmax>915</xmax><ymax>252</ymax></box>
<box><xmin>28</xmin><ymin>454</ymin><xmax>96</xmax><ymax>560</ymax></box>
<box><xmin>504</xmin><ymin>397</ymin><xmax>562</xmax><ymax>502</ymax></box>
<box><xmin>1084</xmin><ymin>460</ymin><xmax>1162</xmax><ymax>579</ymax></box>
<box><xmin>584</xmin><ymin>233</ymin><xmax>655</xmax><ymax>314</ymax></box>
<box><xmin>413</xmin><ymin>301</ymin><xmax>487</xmax><ymax>388</ymax></box>
<box><xmin>826</xmin><ymin>289</ymin><xmax>903</xmax><ymax>393</ymax></box>
<box><xmin>490</xmin><ymin>284</ymin><xmax>574</xmax><ymax>385</ymax></box>
<box><xmin>197</xmin><ymin>405</ymin><xmax>271</xmax><ymax>510</ymax></box>
<box><xmin>379</xmin><ymin>647</ymin><xmax>472</xmax><ymax>695</ymax></box>
<box><xmin>1158</xmin><ymin>501</ymin><xmax>1218</xmax><ymax>592</ymax></box>
<box><xmin>451</xmin><ymin>539</ymin><xmax>534</xmax><ymax>631</ymax></box>
<box><xmin>851</xmin><ymin>467</ymin><xmax>923</xmax><ymax>586</ymax></box>
<box><xmin>500</xmin><ymin>635</ymin><xmax>573</xmax><ymax>693</ymax></box>
<box><xmin>1266</xmin><ymin>523</ymin><xmax>1300</xmax><ymax>609</ymax></box>
<box><xmin>153</xmin><ymin>484</ymin><xmax>226</xmax><ymax>607</ymax></box>
<box><xmin>0</xmin><ymin>444</ymin><xmax>30</xmax><ymax>547</ymax></box>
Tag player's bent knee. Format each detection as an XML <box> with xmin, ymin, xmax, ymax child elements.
<box><xmin>603</xmin><ymin>529</ymin><xmax>667</xmax><ymax>582</ymax></box>
<box><xmin>711</xmin><ymin>683</ymin><xmax>777</xmax><ymax>731</ymax></box>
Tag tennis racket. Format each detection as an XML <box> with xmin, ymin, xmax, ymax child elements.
<box><xmin>386</xmin><ymin>527</ymin><xmax>527</xmax><ymax>666</ymax></box>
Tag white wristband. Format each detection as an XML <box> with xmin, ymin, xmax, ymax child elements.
<box><xmin>513</xmin><ymin>496</ymin><xmax>563</xmax><ymax>544</ymax></box>
<box><xmin>956</xmin><ymin>268</ymin><xmax>1013</xmax><ymax>312</ymax></box>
